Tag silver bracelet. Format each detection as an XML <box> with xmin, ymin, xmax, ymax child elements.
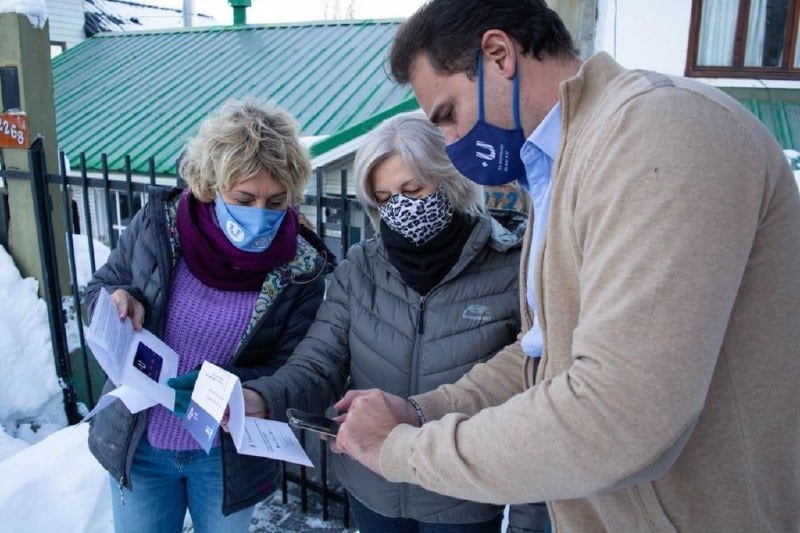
<box><xmin>407</xmin><ymin>397</ymin><xmax>428</xmax><ymax>425</ymax></box>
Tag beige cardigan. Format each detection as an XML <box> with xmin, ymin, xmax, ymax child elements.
<box><xmin>379</xmin><ymin>53</ymin><xmax>800</xmax><ymax>532</ymax></box>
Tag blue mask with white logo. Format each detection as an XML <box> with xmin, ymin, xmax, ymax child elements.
<box><xmin>213</xmin><ymin>195</ymin><xmax>286</xmax><ymax>253</ymax></box>
<box><xmin>445</xmin><ymin>53</ymin><xmax>527</xmax><ymax>187</ymax></box>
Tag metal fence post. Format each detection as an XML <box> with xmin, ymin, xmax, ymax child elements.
<box><xmin>340</xmin><ymin>168</ymin><xmax>349</xmax><ymax>259</ymax></box>
<box><xmin>315</xmin><ymin>168</ymin><xmax>325</xmax><ymax>239</ymax></box>
<box><xmin>0</xmin><ymin>189</ymin><xmax>8</xmax><ymax>251</ymax></box>
<box><xmin>29</xmin><ymin>138</ymin><xmax>79</xmax><ymax>423</ymax></box>
<box><xmin>101</xmin><ymin>154</ymin><xmax>115</xmax><ymax>248</ymax></box>
<box><xmin>79</xmin><ymin>153</ymin><xmax>97</xmax><ymax>274</ymax></box>
<box><xmin>60</xmin><ymin>150</ymin><xmax>94</xmax><ymax>407</ymax></box>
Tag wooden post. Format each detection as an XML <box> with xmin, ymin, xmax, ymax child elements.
<box><xmin>0</xmin><ymin>12</ymin><xmax>70</xmax><ymax>294</ymax></box>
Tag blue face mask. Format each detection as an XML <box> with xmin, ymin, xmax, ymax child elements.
<box><xmin>213</xmin><ymin>195</ymin><xmax>286</xmax><ymax>253</ymax></box>
<box><xmin>445</xmin><ymin>53</ymin><xmax>527</xmax><ymax>187</ymax></box>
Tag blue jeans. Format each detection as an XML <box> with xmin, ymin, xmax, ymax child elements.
<box><xmin>109</xmin><ymin>437</ymin><xmax>254</xmax><ymax>533</ymax></box>
<box><xmin>349</xmin><ymin>493</ymin><xmax>503</xmax><ymax>533</ymax></box>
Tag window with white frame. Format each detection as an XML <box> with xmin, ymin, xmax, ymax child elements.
<box><xmin>686</xmin><ymin>0</ymin><xmax>799</xmax><ymax>79</ymax></box>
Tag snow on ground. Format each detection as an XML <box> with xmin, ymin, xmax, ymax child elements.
<box><xmin>0</xmin><ymin>424</ymin><xmax>112</xmax><ymax>533</ymax></box>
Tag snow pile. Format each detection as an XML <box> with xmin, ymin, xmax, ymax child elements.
<box><xmin>0</xmin><ymin>245</ymin><xmax>66</xmax><ymax>461</ymax></box>
<box><xmin>0</xmin><ymin>245</ymin><xmax>111</xmax><ymax>532</ymax></box>
<box><xmin>0</xmin><ymin>0</ymin><xmax>47</xmax><ymax>29</ymax></box>
<box><xmin>0</xmin><ymin>424</ymin><xmax>112</xmax><ymax>533</ymax></box>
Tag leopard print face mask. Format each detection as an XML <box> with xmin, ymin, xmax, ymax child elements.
<box><xmin>378</xmin><ymin>186</ymin><xmax>454</xmax><ymax>246</ymax></box>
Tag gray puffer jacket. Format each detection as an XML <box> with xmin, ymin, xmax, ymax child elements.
<box><xmin>84</xmin><ymin>187</ymin><xmax>334</xmax><ymax>515</ymax></box>
<box><xmin>246</xmin><ymin>211</ymin><xmax>524</xmax><ymax>524</ymax></box>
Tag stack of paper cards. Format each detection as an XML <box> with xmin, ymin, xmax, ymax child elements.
<box><xmin>82</xmin><ymin>289</ymin><xmax>313</xmax><ymax>467</ymax></box>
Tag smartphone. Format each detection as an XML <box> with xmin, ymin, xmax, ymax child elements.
<box><xmin>286</xmin><ymin>408</ymin><xmax>340</xmax><ymax>437</ymax></box>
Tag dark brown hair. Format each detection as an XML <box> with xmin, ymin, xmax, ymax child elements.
<box><xmin>390</xmin><ymin>0</ymin><xmax>577</xmax><ymax>83</ymax></box>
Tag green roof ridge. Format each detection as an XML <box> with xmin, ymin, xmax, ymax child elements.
<box><xmin>310</xmin><ymin>97</ymin><xmax>419</xmax><ymax>157</ymax></box>
<box><xmin>86</xmin><ymin>18</ymin><xmax>405</xmax><ymax>38</ymax></box>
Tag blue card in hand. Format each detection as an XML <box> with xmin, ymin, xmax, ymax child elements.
<box><xmin>182</xmin><ymin>400</ymin><xmax>219</xmax><ymax>453</ymax></box>
<box><xmin>132</xmin><ymin>341</ymin><xmax>163</xmax><ymax>382</ymax></box>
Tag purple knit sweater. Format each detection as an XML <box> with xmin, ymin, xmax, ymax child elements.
<box><xmin>147</xmin><ymin>259</ymin><xmax>259</xmax><ymax>450</ymax></box>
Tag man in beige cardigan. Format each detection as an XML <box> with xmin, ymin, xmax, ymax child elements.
<box><xmin>331</xmin><ymin>1</ymin><xmax>800</xmax><ymax>531</ymax></box>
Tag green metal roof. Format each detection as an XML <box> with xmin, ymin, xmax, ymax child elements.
<box><xmin>721</xmin><ymin>87</ymin><xmax>800</xmax><ymax>150</ymax></box>
<box><xmin>52</xmin><ymin>20</ymin><xmax>414</xmax><ymax>174</ymax></box>
<box><xmin>737</xmin><ymin>98</ymin><xmax>800</xmax><ymax>150</ymax></box>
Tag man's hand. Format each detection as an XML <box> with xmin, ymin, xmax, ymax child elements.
<box><xmin>330</xmin><ymin>389</ymin><xmax>420</xmax><ymax>475</ymax></box>
<box><xmin>110</xmin><ymin>289</ymin><xmax>145</xmax><ymax>331</ymax></box>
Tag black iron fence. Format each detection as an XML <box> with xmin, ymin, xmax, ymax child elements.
<box><xmin>1</xmin><ymin>139</ymin><xmax>358</xmax><ymax>526</ymax></box>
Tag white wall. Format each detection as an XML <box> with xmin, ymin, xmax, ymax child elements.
<box><xmin>45</xmin><ymin>0</ymin><xmax>84</xmax><ymax>49</ymax></box>
<box><xmin>594</xmin><ymin>0</ymin><xmax>693</xmax><ymax>76</ymax></box>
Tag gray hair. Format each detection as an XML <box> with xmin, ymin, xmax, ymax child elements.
<box><xmin>179</xmin><ymin>98</ymin><xmax>311</xmax><ymax>205</ymax></box>
<box><xmin>354</xmin><ymin>111</ymin><xmax>484</xmax><ymax>231</ymax></box>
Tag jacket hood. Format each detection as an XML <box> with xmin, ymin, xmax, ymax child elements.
<box><xmin>297</xmin><ymin>224</ymin><xmax>337</xmax><ymax>278</ymax></box>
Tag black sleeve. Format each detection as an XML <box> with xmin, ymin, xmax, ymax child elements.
<box><xmin>242</xmin><ymin>258</ymin><xmax>354</xmax><ymax>421</ymax></box>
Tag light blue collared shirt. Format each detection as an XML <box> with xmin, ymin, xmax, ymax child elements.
<box><xmin>519</xmin><ymin>103</ymin><xmax>561</xmax><ymax>358</ymax></box>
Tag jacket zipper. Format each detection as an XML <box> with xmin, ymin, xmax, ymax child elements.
<box><xmin>520</xmin><ymin>212</ymin><xmax>539</xmax><ymax>389</ymax></box>
<box><xmin>118</xmin><ymin>417</ymin><xmax>139</xmax><ymax>506</ymax></box>
<box><xmin>401</xmin><ymin>295</ymin><xmax>427</xmax><ymax>516</ymax></box>
<box><xmin>417</xmin><ymin>296</ymin><xmax>426</xmax><ymax>335</ymax></box>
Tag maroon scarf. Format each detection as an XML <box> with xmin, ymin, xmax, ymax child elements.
<box><xmin>176</xmin><ymin>190</ymin><xmax>299</xmax><ymax>291</ymax></box>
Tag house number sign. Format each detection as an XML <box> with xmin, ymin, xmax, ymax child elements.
<box><xmin>0</xmin><ymin>113</ymin><xmax>28</xmax><ymax>148</ymax></box>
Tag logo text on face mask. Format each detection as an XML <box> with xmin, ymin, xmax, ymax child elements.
<box><xmin>497</xmin><ymin>145</ymin><xmax>510</xmax><ymax>172</ymax></box>
<box><xmin>475</xmin><ymin>140</ymin><xmax>496</xmax><ymax>167</ymax></box>
<box><xmin>214</xmin><ymin>195</ymin><xmax>287</xmax><ymax>252</ymax></box>
<box><xmin>444</xmin><ymin>50</ymin><xmax>526</xmax><ymax>186</ymax></box>
<box><xmin>225</xmin><ymin>220</ymin><xmax>245</xmax><ymax>242</ymax></box>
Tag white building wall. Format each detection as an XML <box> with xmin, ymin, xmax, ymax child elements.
<box><xmin>45</xmin><ymin>0</ymin><xmax>85</xmax><ymax>48</ymax></box>
<box><xmin>592</xmin><ymin>0</ymin><xmax>800</xmax><ymax>90</ymax></box>
<box><xmin>594</xmin><ymin>0</ymin><xmax>693</xmax><ymax>76</ymax></box>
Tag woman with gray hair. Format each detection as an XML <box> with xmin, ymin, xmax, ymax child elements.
<box><xmin>85</xmin><ymin>98</ymin><xmax>334</xmax><ymax>532</ymax></box>
<box><xmin>243</xmin><ymin>111</ymin><xmax>524</xmax><ymax>532</ymax></box>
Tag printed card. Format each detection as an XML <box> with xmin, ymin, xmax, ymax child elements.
<box><xmin>182</xmin><ymin>362</ymin><xmax>312</xmax><ymax>466</ymax></box>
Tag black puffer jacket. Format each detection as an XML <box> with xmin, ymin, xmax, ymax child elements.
<box><xmin>85</xmin><ymin>187</ymin><xmax>334</xmax><ymax>515</ymax></box>
<box><xmin>247</xmin><ymin>211</ymin><xmax>524</xmax><ymax>523</ymax></box>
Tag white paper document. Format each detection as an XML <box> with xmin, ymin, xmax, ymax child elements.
<box><xmin>83</xmin><ymin>288</ymin><xmax>178</xmax><ymax>419</ymax></box>
<box><xmin>183</xmin><ymin>361</ymin><xmax>313</xmax><ymax>467</ymax></box>
<box><xmin>240</xmin><ymin>418</ymin><xmax>315</xmax><ymax>467</ymax></box>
